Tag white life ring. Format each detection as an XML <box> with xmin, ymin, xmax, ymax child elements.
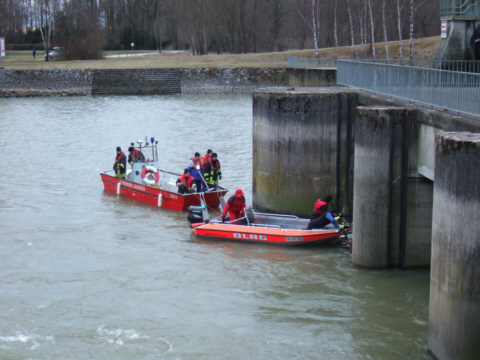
<box><xmin>141</xmin><ymin>166</ymin><xmax>160</xmax><ymax>185</ymax></box>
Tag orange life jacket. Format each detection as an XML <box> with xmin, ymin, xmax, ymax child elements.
<box><xmin>206</xmin><ymin>157</ymin><xmax>220</xmax><ymax>171</ymax></box>
<box><xmin>115</xmin><ymin>152</ymin><xmax>125</xmax><ymax>163</ymax></box>
<box><xmin>200</xmin><ymin>154</ymin><xmax>210</xmax><ymax>167</ymax></box>
<box><xmin>177</xmin><ymin>174</ymin><xmax>194</xmax><ymax>188</ymax></box>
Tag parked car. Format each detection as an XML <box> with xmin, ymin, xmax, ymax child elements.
<box><xmin>45</xmin><ymin>47</ymin><xmax>64</xmax><ymax>60</ymax></box>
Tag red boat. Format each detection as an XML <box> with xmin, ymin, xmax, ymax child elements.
<box><xmin>101</xmin><ymin>139</ymin><xmax>228</xmax><ymax>211</ymax></box>
<box><xmin>188</xmin><ymin>207</ymin><xmax>341</xmax><ymax>246</ymax></box>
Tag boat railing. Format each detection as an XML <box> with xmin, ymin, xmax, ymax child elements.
<box><xmin>210</xmin><ymin>215</ymin><xmax>282</xmax><ymax>229</ymax></box>
<box><xmin>253</xmin><ymin>212</ymin><xmax>300</xmax><ymax>220</ymax></box>
<box><xmin>248</xmin><ymin>223</ymin><xmax>282</xmax><ymax>229</ymax></box>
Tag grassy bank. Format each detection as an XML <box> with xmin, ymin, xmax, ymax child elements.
<box><xmin>1</xmin><ymin>37</ymin><xmax>440</xmax><ymax>70</ymax></box>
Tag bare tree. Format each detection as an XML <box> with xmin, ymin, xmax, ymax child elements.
<box><xmin>224</xmin><ymin>0</ymin><xmax>237</xmax><ymax>53</ymax></box>
<box><xmin>311</xmin><ymin>0</ymin><xmax>320</xmax><ymax>57</ymax></box>
<box><xmin>33</xmin><ymin>0</ymin><xmax>59</xmax><ymax>61</ymax></box>
<box><xmin>368</xmin><ymin>0</ymin><xmax>375</xmax><ymax>59</ymax></box>
<box><xmin>252</xmin><ymin>0</ymin><xmax>258</xmax><ymax>53</ymax></box>
<box><xmin>267</xmin><ymin>0</ymin><xmax>284</xmax><ymax>52</ymax></box>
<box><xmin>358</xmin><ymin>0</ymin><xmax>366</xmax><ymax>58</ymax></box>
<box><xmin>347</xmin><ymin>0</ymin><xmax>356</xmax><ymax>58</ymax></box>
<box><xmin>334</xmin><ymin>0</ymin><xmax>338</xmax><ymax>60</ymax></box>
<box><xmin>382</xmin><ymin>0</ymin><xmax>389</xmax><ymax>59</ymax></box>
<box><xmin>396</xmin><ymin>0</ymin><xmax>405</xmax><ymax>60</ymax></box>
<box><xmin>1</xmin><ymin>0</ymin><xmax>441</xmax><ymax>57</ymax></box>
<box><xmin>409</xmin><ymin>0</ymin><xmax>425</xmax><ymax>60</ymax></box>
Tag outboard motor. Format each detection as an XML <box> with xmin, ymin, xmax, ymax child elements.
<box><xmin>187</xmin><ymin>206</ymin><xmax>205</xmax><ymax>224</ymax></box>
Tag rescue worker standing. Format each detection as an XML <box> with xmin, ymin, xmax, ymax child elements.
<box><xmin>176</xmin><ymin>169</ymin><xmax>195</xmax><ymax>194</ymax></box>
<box><xmin>307</xmin><ymin>208</ymin><xmax>345</xmax><ymax>231</ymax></box>
<box><xmin>128</xmin><ymin>146</ymin><xmax>145</xmax><ymax>165</ymax></box>
<box><xmin>187</xmin><ymin>152</ymin><xmax>205</xmax><ymax>192</ymax></box>
<box><xmin>200</xmin><ymin>149</ymin><xmax>213</xmax><ymax>168</ymax></box>
<box><xmin>204</xmin><ymin>152</ymin><xmax>222</xmax><ymax>190</ymax></box>
<box><xmin>222</xmin><ymin>189</ymin><xmax>246</xmax><ymax>224</ymax></box>
<box><xmin>113</xmin><ymin>147</ymin><xmax>127</xmax><ymax>178</ymax></box>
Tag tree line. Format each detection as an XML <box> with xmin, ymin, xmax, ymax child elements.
<box><xmin>0</xmin><ymin>0</ymin><xmax>439</xmax><ymax>60</ymax></box>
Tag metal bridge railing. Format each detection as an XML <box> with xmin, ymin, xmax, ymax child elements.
<box><xmin>347</xmin><ymin>59</ymin><xmax>480</xmax><ymax>73</ymax></box>
<box><xmin>337</xmin><ymin>59</ymin><xmax>480</xmax><ymax>117</ymax></box>
<box><xmin>287</xmin><ymin>58</ymin><xmax>480</xmax><ymax>73</ymax></box>
<box><xmin>440</xmin><ymin>0</ymin><xmax>479</xmax><ymax>17</ymax></box>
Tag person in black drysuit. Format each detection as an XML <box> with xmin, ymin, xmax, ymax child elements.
<box><xmin>309</xmin><ymin>195</ymin><xmax>333</xmax><ymax>221</ymax></box>
<box><xmin>307</xmin><ymin>208</ymin><xmax>345</xmax><ymax>231</ymax></box>
<box><xmin>128</xmin><ymin>146</ymin><xmax>145</xmax><ymax>165</ymax></box>
<box><xmin>113</xmin><ymin>146</ymin><xmax>127</xmax><ymax>178</ymax></box>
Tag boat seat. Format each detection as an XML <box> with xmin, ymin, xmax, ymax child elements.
<box><xmin>245</xmin><ymin>207</ymin><xmax>256</xmax><ymax>223</ymax></box>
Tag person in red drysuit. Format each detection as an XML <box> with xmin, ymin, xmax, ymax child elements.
<box><xmin>222</xmin><ymin>189</ymin><xmax>246</xmax><ymax>224</ymax></box>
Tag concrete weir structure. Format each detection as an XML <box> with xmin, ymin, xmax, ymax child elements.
<box><xmin>253</xmin><ymin>87</ymin><xmax>480</xmax><ymax>269</ymax></box>
<box><xmin>253</xmin><ymin>86</ymin><xmax>480</xmax><ymax>360</ymax></box>
<box><xmin>252</xmin><ymin>88</ymin><xmax>356</xmax><ymax>217</ymax></box>
<box><xmin>352</xmin><ymin>107</ymin><xmax>407</xmax><ymax>268</ymax></box>
<box><xmin>428</xmin><ymin>133</ymin><xmax>480</xmax><ymax>360</ymax></box>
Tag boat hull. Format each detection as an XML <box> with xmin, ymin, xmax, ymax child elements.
<box><xmin>101</xmin><ymin>173</ymin><xmax>227</xmax><ymax>211</ymax></box>
<box><xmin>192</xmin><ymin>223</ymin><xmax>339</xmax><ymax>246</ymax></box>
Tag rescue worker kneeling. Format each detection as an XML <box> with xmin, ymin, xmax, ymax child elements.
<box><xmin>307</xmin><ymin>208</ymin><xmax>345</xmax><ymax>231</ymax></box>
<box><xmin>176</xmin><ymin>169</ymin><xmax>196</xmax><ymax>194</ymax></box>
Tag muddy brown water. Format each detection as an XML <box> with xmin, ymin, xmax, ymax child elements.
<box><xmin>0</xmin><ymin>94</ymin><xmax>429</xmax><ymax>359</ymax></box>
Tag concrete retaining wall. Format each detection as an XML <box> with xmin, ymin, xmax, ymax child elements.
<box><xmin>0</xmin><ymin>67</ymin><xmax>339</xmax><ymax>97</ymax></box>
<box><xmin>180</xmin><ymin>68</ymin><xmax>288</xmax><ymax>94</ymax></box>
<box><xmin>92</xmin><ymin>69</ymin><xmax>181</xmax><ymax>95</ymax></box>
<box><xmin>0</xmin><ymin>69</ymin><xmax>93</xmax><ymax>97</ymax></box>
<box><xmin>0</xmin><ymin>68</ymin><xmax>291</xmax><ymax>97</ymax></box>
<box><xmin>286</xmin><ymin>68</ymin><xmax>336</xmax><ymax>87</ymax></box>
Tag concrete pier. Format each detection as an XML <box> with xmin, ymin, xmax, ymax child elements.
<box><xmin>435</xmin><ymin>20</ymin><xmax>479</xmax><ymax>61</ymax></box>
<box><xmin>252</xmin><ymin>87</ymin><xmax>356</xmax><ymax>217</ymax></box>
<box><xmin>428</xmin><ymin>133</ymin><xmax>480</xmax><ymax>360</ymax></box>
<box><xmin>351</xmin><ymin>107</ymin><xmax>407</xmax><ymax>268</ymax></box>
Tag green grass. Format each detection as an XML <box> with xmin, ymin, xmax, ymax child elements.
<box><xmin>4</xmin><ymin>50</ymin><xmax>155</xmax><ymax>60</ymax></box>
<box><xmin>1</xmin><ymin>37</ymin><xmax>440</xmax><ymax>70</ymax></box>
<box><xmin>4</xmin><ymin>50</ymin><xmax>46</xmax><ymax>60</ymax></box>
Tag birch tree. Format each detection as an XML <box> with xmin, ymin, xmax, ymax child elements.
<box><xmin>311</xmin><ymin>0</ymin><xmax>320</xmax><ymax>57</ymax></box>
<box><xmin>368</xmin><ymin>0</ymin><xmax>375</xmax><ymax>59</ymax></box>
<box><xmin>396</xmin><ymin>0</ymin><xmax>405</xmax><ymax>60</ymax></box>
<box><xmin>382</xmin><ymin>0</ymin><xmax>389</xmax><ymax>59</ymax></box>
<box><xmin>33</xmin><ymin>0</ymin><xmax>59</xmax><ymax>61</ymax></box>
<box><xmin>409</xmin><ymin>0</ymin><xmax>414</xmax><ymax>60</ymax></box>
<box><xmin>334</xmin><ymin>0</ymin><xmax>338</xmax><ymax>60</ymax></box>
<box><xmin>347</xmin><ymin>0</ymin><xmax>356</xmax><ymax>58</ymax></box>
<box><xmin>409</xmin><ymin>0</ymin><xmax>425</xmax><ymax>60</ymax></box>
<box><xmin>358</xmin><ymin>0</ymin><xmax>366</xmax><ymax>58</ymax></box>
<box><xmin>296</xmin><ymin>0</ymin><xmax>320</xmax><ymax>57</ymax></box>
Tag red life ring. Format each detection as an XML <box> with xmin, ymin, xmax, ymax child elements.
<box><xmin>141</xmin><ymin>166</ymin><xmax>160</xmax><ymax>185</ymax></box>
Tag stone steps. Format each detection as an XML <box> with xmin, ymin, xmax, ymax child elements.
<box><xmin>91</xmin><ymin>69</ymin><xmax>181</xmax><ymax>95</ymax></box>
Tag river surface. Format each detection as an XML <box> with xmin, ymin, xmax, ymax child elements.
<box><xmin>0</xmin><ymin>94</ymin><xmax>430</xmax><ymax>359</ymax></box>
